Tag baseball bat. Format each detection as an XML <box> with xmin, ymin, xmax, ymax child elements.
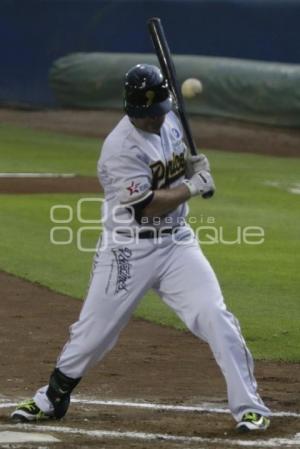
<box><xmin>147</xmin><ymin>17</ymin><xmax>214</xmax><ymax>198</ymax></box>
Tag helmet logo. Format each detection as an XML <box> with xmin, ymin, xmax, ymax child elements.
<box><xmin>145</xmin><ymin>90</ymin><xmax>155</xmax><ymax>107</ymax></box>
<box><xmin>172</xmin><ymin>128</ymin><xmax>180</xmax><ymax>139</ymax></box>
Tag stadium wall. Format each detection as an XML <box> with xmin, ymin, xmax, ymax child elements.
<box><xmin>1</xmin><ymin>0</ymin><xmax>300</xmax><ymax>107</ymax></box>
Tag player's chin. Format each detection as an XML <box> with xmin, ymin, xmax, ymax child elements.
<box><xmin>149</xmin><ymin>114</ymin><xmax>166</xmax><ymax>132</ymax></box>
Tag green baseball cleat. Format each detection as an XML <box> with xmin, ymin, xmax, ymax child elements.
<box><xmin>10</xmin><ymin>399</ymin><xmax>53</xmax><ymax>423</ymax></box>
<box><xmin>236</xmin><ymin>412</ymin><xmax>270</xmax><ymax>432</ymax></box>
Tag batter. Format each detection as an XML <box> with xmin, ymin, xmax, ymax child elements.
<box><xmin>11</xmin><ymin>64</ymin><xmax>271</xmax><ymax>432</ymax></box>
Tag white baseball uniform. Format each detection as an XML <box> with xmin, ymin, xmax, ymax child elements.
<box><xmin>34</xmin><ymin>111</ymin><xmax>270</xmax><ymax>422</ymax></box>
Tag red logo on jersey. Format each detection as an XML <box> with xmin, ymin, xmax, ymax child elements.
<box><xmin>127</xmin><ymin>181</ymin><xmax>140</xmax><ymax>196</ymax></box>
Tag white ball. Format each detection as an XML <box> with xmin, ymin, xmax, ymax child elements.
<box><xmin>181</xmin><ymin>78</ymin><xmax>203</xmax><ymax>99</ymax></box>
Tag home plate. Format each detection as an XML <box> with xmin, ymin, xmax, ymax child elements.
<box><xmin>0</xmin><ymin>431</ymin><xmax>60</xmax><ymax>443</ymax></box>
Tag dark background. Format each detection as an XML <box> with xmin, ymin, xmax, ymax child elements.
<box><xmin>1</xmin><ymin>0</ymin><xmax>300</xmax><ymax>106</ymax></box>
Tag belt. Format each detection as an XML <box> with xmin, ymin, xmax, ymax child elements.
<box><xmin>139</xmin><ymin>227</ymin><xmax>179</xmax><ymax>239</ymax></box>
<box><xmin>117</xmin><ymin>227</ymin><xmax>181</xmax><ymax>239</ymax></box>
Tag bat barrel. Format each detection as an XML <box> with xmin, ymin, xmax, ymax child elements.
<box><xmin>148</xmin><ymin>17</ymin><xmax>214</xmax><ymax>198</ymax></box>
<box><xmin>148</xmin><ymin>17</ymin><xmax>197</xmax><ymax>156</ymax></box>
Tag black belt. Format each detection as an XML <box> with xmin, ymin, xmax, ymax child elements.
<box><xmin>117</xmin><ymin>227</ymin><xmax>181</xmax><ymax>239</ymax></box>
<box><xmin>139</xmin><ymin>227</ymin><xmax>179</xmax><ymax>239</ymax></box>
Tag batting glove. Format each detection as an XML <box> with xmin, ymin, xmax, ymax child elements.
<box><xmin>183</xmin><ymin>170</ymin><xmax>215</xmax><ymax>198</ymax></box>
<box><xmin>186</xmin><ymin>153</ymin><xmax>210</xmax><ymax>178</ymax></box>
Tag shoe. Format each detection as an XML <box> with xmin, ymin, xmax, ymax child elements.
<box><xmin>10</xmin><ymin>399</ymin><xmax>53</xmax><ymax>423</ymax></box>
<box><xmin>236</xmin><ymin>412</ymin><xmax>270</xmax><ymax>432</ymax></box>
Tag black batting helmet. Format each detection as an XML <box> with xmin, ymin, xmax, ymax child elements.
<box><xmin>124</xmin><ymin>64</ymin><xmax>172</xmax><ymax>118</ymax></box>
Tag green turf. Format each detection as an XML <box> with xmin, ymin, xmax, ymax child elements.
<box><xmin>0</xmin><ymin>125</ymin><xmax>299</xmax><ymax>361</ymax></box>
<box><xmin>0</xmin><ymin>124</ymin><xmax>99</xmax><ymax>175</ymax></box>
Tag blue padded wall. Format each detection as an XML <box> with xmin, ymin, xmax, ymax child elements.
<box><xmin>1</xmin><ymin>0</ymin><xmax>300</xmax><ymax>106</ymax></box>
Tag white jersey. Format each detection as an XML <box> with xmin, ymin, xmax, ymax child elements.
<box><xmin>98</xmin><ymin>111</ymin><xmax>188</xmax><ymax>233</ymax></box>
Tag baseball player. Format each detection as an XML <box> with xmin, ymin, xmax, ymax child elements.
<box><xmin>11</xmin><ymin>64</ymin><xmax>271</xmax><ymax>431</ymax></box>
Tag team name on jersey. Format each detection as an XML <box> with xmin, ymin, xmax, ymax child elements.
<box><xmin>150</xmin><ymin>151</ymin><xmax>186</xmax><ymax>189</ymax></box>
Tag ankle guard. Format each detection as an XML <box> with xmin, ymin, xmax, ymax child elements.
<box><xmin>46</xmin><ymin>368</ymin><xmax>81</xmax><ymax>419</ymax></box>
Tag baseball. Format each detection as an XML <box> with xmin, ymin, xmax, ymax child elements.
<box><xmin>181</xmin><ymin>78</ymin><xmax>203</xmax><ymax>99</ymax></box>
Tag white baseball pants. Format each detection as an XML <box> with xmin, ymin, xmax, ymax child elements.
<box><xmin>35</xmin><ymin>228</ymin><xmax>270</xmax><ymax>421</ymax></box>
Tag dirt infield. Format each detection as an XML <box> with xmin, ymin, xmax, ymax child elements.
<box><xmin>0</xmin><ymin>270</ymin><xmax>300</xmax><ymax>449</ymax></box>
<box><xmin>0</xmin><ymin>109</ymin><xmax>300</xmax><ymax>448</ymax></box>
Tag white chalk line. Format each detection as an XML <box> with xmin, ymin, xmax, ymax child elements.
<box><xmin>73</xmin><ymin>398</ymin><xmax>229</xmax><ymax>414</ymax></box>
<box><xmin>1</xmin><ymin>424</ymin><xmax>300</xmax><ymax>448</ymax></box>
<box><xmin>72</xmin><ymin>398</ymin><xmax>300</xmax><ymax>418</ymax></box>
<box><xmin>288</xmin><ymin>187</ymin><xmax>300</xmax><ymax>194</ymax></box>
<box><xmin>264</xmin><ymin>180</ymin><xmax>300</xmax><ymax>195</ymax></box>
<box><xmin>0</xmin><ymin>398</ymin><xmax>299</xmax><ymax>418</ymax></box>
<box><xmin>0</xmin><ymin>403</ymin><xmax>17</xmax><ymax>409</ymax></box>
<box><xmin>0</xmin><ymin>173</ymin><xmax>76</xmax><ymax>178</ymax></box>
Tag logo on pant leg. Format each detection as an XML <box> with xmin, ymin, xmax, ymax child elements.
<box><xmin>112</xmin><ymin>247</ymin><xmax>132</xmax><ymax>294</ymax></box>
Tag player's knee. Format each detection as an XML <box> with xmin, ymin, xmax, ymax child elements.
<box><xmin>187</xmin><ymin>299</ymin><xmax>226</xmax><ymax>335</ymax></box>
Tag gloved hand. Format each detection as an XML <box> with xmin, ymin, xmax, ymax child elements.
<box><xmin>186</xmin><ymin>153</ymin><xmax>210</xmax><ymax>178</ymax></box>
<box><xmin>183</xmin><ymin>170</ymin><xmax>215</xmax><ymax>198</ymax></box>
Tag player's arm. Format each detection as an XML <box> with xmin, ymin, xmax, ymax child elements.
<box><xmin>139</xmin><ymin>170</ymin><xmax>215</xmax><ymax>218</ymax></box>
<box><xmin>141</xmin><ymin>184</ymin><xmax>190</xmax><ymax>217</ymax></box>
<box><xmin>106</xmin><ymin>151</ymin><xmax>214</xmax><ymax>220</ymax></box>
